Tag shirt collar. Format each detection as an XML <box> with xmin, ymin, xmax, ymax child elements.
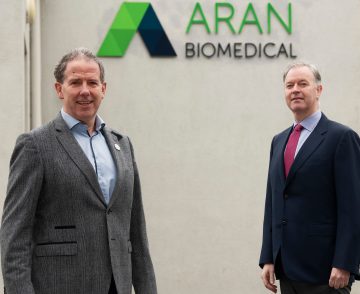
<box><xmin>61</xmin><ymin>109</ymin><xmax>105</xmax><ymax>132</ymax></box>
<box><xmin>294</xmin><ymin>110</ymin><xmax>322</xmax><ymax>132</ymax></box>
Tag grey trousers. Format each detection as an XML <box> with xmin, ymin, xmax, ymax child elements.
<box><xmin>280</xmin><ymin>277</ymin><xmax>351</xmax><ymax>294</ymax></box>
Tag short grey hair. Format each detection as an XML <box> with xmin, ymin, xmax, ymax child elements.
<box><xmin>283</xmin><ymin>62</ymin><xmax>322</xmax><ymax>84</ymax></box>
<box><xmin>54</xmin><ymin>47</ymin><xmax>105</xmax><ymax>83</ymax></box>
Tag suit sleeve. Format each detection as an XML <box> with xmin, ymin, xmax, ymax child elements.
<box><xmin>128</xmin><ymin>138</ymin><xmax>158</xmax><ymax>294</ymax></box>
<box><xmin>259</xmin><ymin>137</ymin><xmax>275</xmax><ymax>267</ymax></box>
<box><xmin>1</xmin><ymin>134</ymin><xmax>43</xmax><ymax>294</ymax></box>
<box><xmin>332</xmin><ymin>129</ymin><xmax>360</xmax><ymax>276</ymax></box>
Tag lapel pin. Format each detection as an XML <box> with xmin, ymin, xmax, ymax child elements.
<box><xmin>114</xmin><ymin>143</ymin><xmax>121</xmax><ymax>151</ymax></box>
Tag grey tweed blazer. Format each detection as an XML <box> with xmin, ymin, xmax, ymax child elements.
<box><xmin>0</xmin><ymin>114</ymin><xmax>157</xmax><ymax>294</ymax></box>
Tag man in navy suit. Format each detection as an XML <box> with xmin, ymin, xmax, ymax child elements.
<box><xmin>259</xmin><ymin>62</ymin><xmax>360</xmax><ymax>294</ymax></box>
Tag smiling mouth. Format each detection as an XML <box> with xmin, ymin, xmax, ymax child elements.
<box><xmin>77</xmin><ymin>101</ymin><xmax>92</xmax><ymax>105</ymax></box>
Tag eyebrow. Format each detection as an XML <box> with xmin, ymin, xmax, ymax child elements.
<box><xmin>67</xmin><ymin>77</ymin><xmax>100</xmax><ymax>82</ymax></box>
<box><xmin>67</xmin><ymin>77</ymin><xmax>80</xmax><ymax>82</ymax></box>
<box><xmin>286</xmin><ymin>79</ymin><xmax>308</xmax><ymax>84</ymax></box>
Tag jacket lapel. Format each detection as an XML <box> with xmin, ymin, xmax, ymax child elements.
<box><xmin>52</xmin><ymin>114</ymin><xmax>106</xmax><ymax>205</ymax></box>
<box><xmin>285</xmin><ymin>114</ymin><xmax>329</xmax><ymax>187</ymax></box>
<box><xmin>102</xmin><ymin>127</ymin><xmax>126</xmax><ymax>208</ymax></box>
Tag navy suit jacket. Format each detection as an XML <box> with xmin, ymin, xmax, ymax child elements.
<box><xmin>260</xmin><ymin>113</ymin><xmax>360</xmax><ymax>284</ymax></box>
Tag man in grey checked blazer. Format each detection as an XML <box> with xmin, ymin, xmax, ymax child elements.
<box><xmin>0</xmin><ymin>48</ymin><xmax>157</xmax><ymax>294</ymax></box>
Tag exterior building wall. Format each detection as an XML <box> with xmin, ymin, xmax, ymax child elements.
<box><xmin>0</xmin><ymin>2</ymin><xmax>27</xmax><ymax>227</ymax></box>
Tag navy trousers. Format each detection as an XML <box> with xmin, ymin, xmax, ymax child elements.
<box><xmin>280</xmin><ymin>277</ymin><xmax>351</xmax><ymax>294</ymax></box>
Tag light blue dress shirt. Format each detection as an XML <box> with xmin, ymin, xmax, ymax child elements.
<box><xmin>61</xmin><ymin>109</ymin><xmax>117</xmax><ymax>204</ymax></box>
<box><xmin>294</xmin><ymin>110</ymin><xmax>322</xmax><ymax>157</ymax></box>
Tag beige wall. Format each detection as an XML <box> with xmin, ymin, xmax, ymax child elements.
<box><xmin>1</xmin><ymin>0</ymin><xmax>360</xmax><ymax>293</ymax></box>
<box><xmin>0</xmin><ymin>2</ymin><xmax>27</xmax><ymax>209</ymax></box>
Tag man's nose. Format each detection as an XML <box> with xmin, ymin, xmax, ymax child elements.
<box><xmin>79</xmin><ymin>83</ymin><xmax>90</xmax><ymax>96</ymax></box>
<box><xmin>292</xmin><ymin>84</ymin><xmax>300</xmax><ymax>93</ymax></box>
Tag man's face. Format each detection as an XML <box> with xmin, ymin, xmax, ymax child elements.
<box><xmin>284</xmin><ymin>66</ymin><xmax>322</xmax><ymax>121</ymax></box>
<box><xmin>55</xmin><ymin>58</ymin><xmax>106</xmax><ymax>127</ymax></box>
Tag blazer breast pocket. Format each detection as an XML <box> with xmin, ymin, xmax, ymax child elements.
<box><xmin>35</xmin><ymin>242</ymin><xmax>78</xmax><ymax>257</ymax></box>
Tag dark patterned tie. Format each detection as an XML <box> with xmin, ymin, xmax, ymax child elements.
<box><xmin>284</xmin><ymin>124</ymin><xmax>303</xmax><ymax>177</ymax></box>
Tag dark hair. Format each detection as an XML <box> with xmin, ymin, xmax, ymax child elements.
<box><xmin>54</xmin><ymin>47</ymin><xmax>105</xmax><ymax>83</ymax></box>
<box><xmin>283</xmin><ymin>62</ymin><xmax>322</xmax><ymax>84</ymax></box>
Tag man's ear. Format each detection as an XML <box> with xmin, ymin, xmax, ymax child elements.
<box><xmin>316</xmin><ymin>84</ymin><xmax>323</xmax><ymax>99</ymax></box>
<box><xmin>101</xmin><ymin>82</ymin><xmax>107</xmax><ymax>97</ymax></box>
<box><xmin>55</xmin><ymin>82</ymin><xmax>64</xmax><ymax>99</ymax></box>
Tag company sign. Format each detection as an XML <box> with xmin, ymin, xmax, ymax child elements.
<box><xmin>98</xmin><ymin>2</ymin><xmax>176</xmax><ymax>57</ymax></box>
<box><xmin>98</xmin><ymin>2</ymin><xmax>296</xmax><ymax>59</ymax></box>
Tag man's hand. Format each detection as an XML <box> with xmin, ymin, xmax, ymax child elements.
<box><xmin>261</xmin><ymin>263</ymin><xmax>277</xmax><ymax>293</ymax></box>
<box><xmin>329</xmin><ymin>267</ymin><xmax>350</xmax><ymax>289</ymax></box>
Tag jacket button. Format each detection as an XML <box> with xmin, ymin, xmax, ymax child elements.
<box><xmin>284</xmin><ymin>194</ymin><xmax>289</xmax><ymax>199</ymax></box>
<box><xmin>107</xmin><ymin>209</ymin><xmax>112</xmax><ymax>215</ymax></box>
<box><xmin>282</xmin><ymin>219</ymin><xmax>288</xmax><ymax>225</ymax></box>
